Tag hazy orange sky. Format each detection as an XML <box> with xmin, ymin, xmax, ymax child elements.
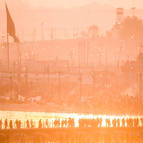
<box><xmin>2</xmin><ymin>0</ymin><xmax>141</xmax><ymax>9</ymax></box>
<box><xmin>20</xmin><ymin>0</ymin><xmax>139</xmax><ymax>8</ymax></box>
<box><xmin>1</xmin><ymin>0</ymin><xmax>142</xmax><ymax>41</ymax></box>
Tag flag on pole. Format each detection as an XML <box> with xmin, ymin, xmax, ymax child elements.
<box><xmin>6</xmin><ymin>4</ymin><xmax>19</xmax><ymax>43</ymax></box>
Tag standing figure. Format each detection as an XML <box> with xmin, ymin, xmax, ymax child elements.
<box><xmin>61</xmin><ymin>120</ymin><xmax>64</xmax><ymax>128</ymax></box>
<box><xmin>9</xmin><ymin>120</ymin><xmax>13</xmax><ymax>129</ymax></box>
<box><xmin>0</xmin><ymin>120</ymin><xmax>2</xmax><ymax>129</ymax></box>
<box><xmin>39</xmin><ymin>119</ymin><xmax>42</xmax><ymax>128</ymax></box>
<box><xmin>106</xmin><ymin>119</ymin><xmax>110</xmax><ymax>128</ymax></box>
<box><xmin>46</xmin><ymin>119</ymin><xmax>49</xmax><ymax>128</ymax></box>
<box><xmin>122</xmin><ymin>118</ymin><xmax>125</xmax><ymax>127</ymax></box>
<box><xmin>54</xmin><ymin>119</ymin><xmax>57</xmax><ymax>128</ymax></box>
<box><xmin>140</xmin><ymin>118</ymin><xmax>143</xmax><ymax>127</ymax></box>
<box><xmin>18</xmin><ymin>120</ymin><xmax>21</xmax><ymax>128</ymax></box>
<box><xmin>5</xmin><ymin>119</ymin><xmax>8</xmax><ymax>129</ymax></box>
<box><xmin>64</xmin><ymin>119</ymin><xmax>67</xmax><ymax>128</ymax></box>
<box><xmin>68</xmin><ymin>118</ymin><xmax>71</xmax><ymax>128</ymax></box>
<box><xmin>117</xmin><ymin>119</ymin><xmax>120</xmax><ymax>127</ymax></box>
<box><xmin>99</xmin><ymin>118</ymin><xmax>102</xmax><ymax>127</ymax></box>
<box><xmin>26</xmin><ymin>120</ymin><xmax>30</xmax><ymax>128</ymax></box>
<box><xmin>71</xmin><ymin>118</ymin><xmax>74</xmax><ymax>128</ymax></box>
<box><xmin>15</xmin><ymin>120</ymin><xmax>18</xmax><ymax>128</ymax></box>
<box><xmin>134</xmin><ymin>118</ymin><xmax>139</xmax><ymax>128</ymax></box>
<box><xmin>31</xmin><ymin>120</ymin><xmax>34</xmax><ymax>128</ymax></box>
<box><xmin>112</xmin><ymin>119</ymin><xmax>116</xmax><ymax>128</ymax></box>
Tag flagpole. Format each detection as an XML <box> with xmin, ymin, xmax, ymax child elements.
<box><xmin>7</xmin><ymin>33</ymin><xmax>10</xmax><ymax>72</ymax></box>
<box><xmin>6</xmin><ymin>2</ymin><xmax>20</xmax><ymax>99</ymax></box>
<box><xmin>17</xmin><ymin>41</ymin><xmax>21</xmax><ymax>98</ymax></box>
<box><xmin>5</xmin><ymin>2</ymin><xmax>9</xmax><ymax>72</ymax></box>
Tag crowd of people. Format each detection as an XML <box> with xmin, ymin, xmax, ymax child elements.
<box><xmin>0</xmin><ymin>117</ymin><xmax>143</xmax><ymax>129</ymax></box>
<box><xmin>0</xmin><ymin>118</ymin><xmax>75</xmax><ymax>129</ymax></box>
<box><xmin>79</xmin><ymin>118</ymin><xmax>143</xmax><ymax>128</ymax></box>
<box><xmin>0</xmin><ymin>119</ymin><xmax>22</xmax><ymax>129</ymax></box>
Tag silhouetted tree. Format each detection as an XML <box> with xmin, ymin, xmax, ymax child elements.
<box><xmin>88</xmin><ymin>25</ymin><xmax>99</xmax><ymax>39</ymax></box>
<box><xmin>136</xmin><ymin>52</ymin><xmax>143</xmax><ymax>72</ymax></box>
<box><xmin>121</xmin><ymin>52</ymin><xmax>143</xmax><ymax>73</ymax></box>
<box><xmin>119</xmin><ymin>16</ymin><xmax>143</xmax><ymax>41</ymax></box>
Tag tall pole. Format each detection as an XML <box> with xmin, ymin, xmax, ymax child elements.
<box><xmin>86</xmin><ymin>39</ymin><xmax>89</xmax><ymax>66</ymax></box>
<box><xmin>118</xmin><ymin>46</ymin><xmax>122</xmax><ymax>72</ymax></box>
<box><xmin>84</xmin><ymin>39</ymin><xmax>86</xmax><ymax>66</ymax></box>
<box><xmin>41</xmin><ymin>22</ymin><xmax>44</xmax><ymax>41</ymax></box>
<box><xmin>50</xmin><ymin>27</ymin><xmax>54</xmax><ymax>40</ymax></box>
<box><xmin>7</xmin><ymin>33</ymin><xmax>13</xmax><ymax>98</ymax></box>
<box><xmin>47</xmin><ymin>65</ymin><xmax>50</xmax><ymax>98</ymax></box>
<box><xmin>7</xmin><ymin>33</ymin><xmax>10</xmax><ymax>72</ymax></box>
<box><xmin>139</xmin><ymin>72</ymin><xmax>142</xmax><ymax>101</ymax></box>
<box><xmin>78</xmin><ymin>41</ymin><xmax>81</xmax><ymax>70</ymax></box>
<box><xmin>105</xmin><ymin>44</ymin><xmax>108</xmax><ymax>88</ymax></box>
<box><xmin>58</xmin><ymin>71</ymin><xmax>61</xmax><ymax>102</ymax></box>
<box><xmin>17</xmin><ymin>43</ymin><xmax>21</xmax><ymax>98</ymax></box>
<box><xmin>79</xmin><ymin>72</ymin><xmax>82</xmax><ymax>101</ymax></box>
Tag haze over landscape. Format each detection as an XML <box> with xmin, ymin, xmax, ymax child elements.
<box><xmin>1</xmin><ymin>2</ymin><xmax>143</xmax><ymax>141</ymax></box>
<box><xmin>1</xmin><ymin>0</ymin><xmax>143</xmax><ymax>41</ymax></box>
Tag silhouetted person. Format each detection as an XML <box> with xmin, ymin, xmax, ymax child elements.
<box><xmin>61</xmin><ymin>120</ymin><xmax>65</xmax><ymax>128</ymax></box>
<box><xmin>99</xmin><ymin>118</ymin><xmax>102</xmax><ymax>127</ymax></box>
<box><xmin>106</xmin><ymin>119</ymin><xmax>110</xmax><ymax>128</ymax></box>
<box><xmin>39</xmin><ymin>119</ymin><xmax>42</xmax><ymax>128</ymax></box>
<box><xmin>71</xmin><ymin>118</ymin><xmax>74</xmax><ymax>128</ymax></box>
<box><xmin>68</xmin><ymin>118</ymin><xmax>72</xmax><ymax>128</ymax></box>
<box><xmin>140</xmin><ymin>118</ymin><xmax>143</xmax><ymax>127</ymax></box>
<box><xmin>97</xmin><ymin>118</ymin><xmax>102</xmax><ymax>128</ymax></box>
<box><xmin>5</xmin><ymin>119</ymin><xmax>8</xmax><ymax>129</ymax></box>
<box><xmin>64</xmin><ymin>119</ymin><xmax>67</xmax><ymax>128</ymax></box>
<box><xmin>117</xmin><ymin>119</ymin><xmax>120</xmax><ymax>127</ymax></box>
<box><xmin>126</xmin><ymin>118</ymin><xmax>133</xmax><ymax>128</ymax></box>
<box><xmin>112</xmin><ymin>119</ymin><xmax>116</xmax><ymax>128</ymax></box>
<box><xmin>46</xmin><ymin>119</ymin><xmax>49</xmax><ymax>128</ymax></box>
<box><xmin>54</xmin><ymin>119</ymin><xmax>57</xmax><ymax>128</ymax></box>
<box><xmin>129</xmin><ymin>118</ymin><xmax>133</xmax><ymax>128</ymax></box>
<box><xmin>9</xmin><ymin>120</ymin><xmax>13</xmax><ymax>129</ymax></box>
<box><xmin>26</xmin><ymin>120</ymin><xmax>30</xmax><ymax>128</ymax></box>
<box><xmin>134</xmin><ymin>118</ymin><xmax>139</xmax><ymax>128</ymax></box>
<box><xmin>0</xmin><ymin>120</ymin><xmax>2</xmax><ymax>129</ymax></box>
<box><xmin>15</xmin><ymin>120</ymin><xmax>18</xmax><ymax>128</ymax></box>
<box><xmin>18</xmin><ymin>120</ymin><xmax>21</xmax><ymax>128</ymax></box>
<box><xmin>122</xmin><ymin>118</ymin><xmax>125</xmax><ymax>127</ymax></box>
<box><xmin>93</xmin><ymin>119</ymin><xmax>98</xmax><ymax>128</ymax></box>
<box><xmin>31</xmin><ymin>120</ymin><xmax>34</xmax><ymax>128</ymax></box>
<box><xmin>54</xmin><ymin>120</ymin><xmax>56</xmax><ymax>128</ymax></box>
<box><xmin>126</xmin><ymin>118</ymin><xmax>129</xmax><ymax>127</ymax></box>
<box><xmin>57</xmin><ymin>119</ymin><xmax>60</xmax><ymax>128</ymax></box>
